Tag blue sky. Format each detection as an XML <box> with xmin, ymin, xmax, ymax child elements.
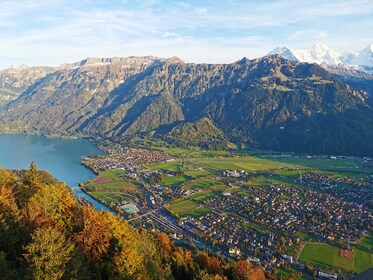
<box><xmin>0</xmin><ymin>0</ymin><xmax>372</xmax><ymax>68</ymax></box>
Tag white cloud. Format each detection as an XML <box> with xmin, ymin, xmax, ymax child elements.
<box><xmin>0</xmin><ymin>0</ymin><xmax>372</xmax><ymax>69</ymax></box>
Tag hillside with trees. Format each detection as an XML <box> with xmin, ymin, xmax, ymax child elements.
<box><xmin>0</xmin><ymin>163</ymin><xmax>266</xmax><ymax>280</ymax></box>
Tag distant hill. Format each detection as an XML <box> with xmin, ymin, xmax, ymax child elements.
<box><xmin>161</xmin><ymin>117</ymin><xmax>234</xmax><ymax>150</ymax></box>
<box><xmin>0</xmin><ymin>55</ymin><xmax>372</xmax><ymax>156</ymax></box>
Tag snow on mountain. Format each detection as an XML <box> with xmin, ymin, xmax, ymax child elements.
<box><xmin>292</xmin><ymin>43</ymin><xmax>343</xmax><ymax>65</ymax></box>
<box><xmin>268</xmin><ymin>43</ymin><xmax>373</xmax><ymax>73</ymax></box>
<box><xmin>267</xmin><ymin>46</ymin><xmax>298</xmax><ymax>61</ymax></box>
<box><xmin>343</xmin><ymin>44</ymin><xmax>373</xmax><ymax>66</ymax></box>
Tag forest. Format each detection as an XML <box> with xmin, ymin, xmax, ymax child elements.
<box><xmin>0</xmin><ymin>162</ymin><xmax>267</xmax><ymax>280</ymax></box>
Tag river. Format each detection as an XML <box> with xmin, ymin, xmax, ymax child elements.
<box><xmin>0</xmin><ymin>134</ymin><xmax>110</xmax><ymax>211</ymax></box>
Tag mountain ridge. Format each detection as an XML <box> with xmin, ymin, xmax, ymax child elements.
<box><xmin>0</xmin><ymin>55</ymin><xmax>372</xmax><ymax>156</ymax></box>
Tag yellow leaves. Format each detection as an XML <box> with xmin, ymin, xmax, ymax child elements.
<box><xmin>113</xmin><ymin>246</ymin><xmax>143</xmax><ymax>276</ymax></box>
<box><xmin>0</xmin><ymin>169</ymin><xmax>16</xmax><ymax>188</ymax></box>
<box><xmin>0</xmin><ymin>186</ymin><xmax>16</xmax><ymax>211</ymax></box>
<box><xmin>106</xmin><ymin>212</ymin><xmax>146</xmax><ymax>276</ymax></box>
<box><xmin>0</xmin><ymin>185</ymin><xmax>20</xmax><ymax>221</ymax></box>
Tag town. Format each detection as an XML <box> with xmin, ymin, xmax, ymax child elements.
<box><xmin>81</xmin><ymin>141</ymin><xmax>373</xmax><ymax>279</ymax></box>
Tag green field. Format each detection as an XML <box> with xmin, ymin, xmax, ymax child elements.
<box><xmin>355</xmin><ymin>233</ymin><xmax>373</xmax><ymax>273</ymax></box>
<box><xmin>354</xmin><ymin>248</ymin><xmax>373</xmax><ymax>273</ymax></box>
<box><xmin>83</xmin><ymin>169</ymin><xmax>140</xmax><ymax>204</ymax></box>
<box><xmin>243</xmin><ymin>221</ymin><xmax>280</xmax><ymax>235</ymax></box>
<box><xmin>183</xmin><ymin>168</ymin><xmax>213</xmax><ymax>178</ymax></box>
<box><xmin>299</xmin><ymin>244</ymin><xmax>353</xmax><ymax>272</ymax></box>
<box><xmin>358</xmin><ymin>233</ymin><xmax>373</xmax><ymax>251</ymax></box>
<box><xmin>275</xmin><ymin>268</ymin><xmax>311</xmax><ymax>280</ymax></box>
<box><xmin>90</xmin><ymin>192</ymin><xmax>127</xmax><ymax>204</ymax></box>
<box><xmin>163</xmin><ymin>174</ymin><xmax>189</xmax><ymax>187</ymax></box>
<box><xmin>168</xmin><ymin>199</ymin><xmax>211</xmax><ymax>218</ymax></box>
<box><xmin>187</xmin><ymin>207</ymin><xmax>211</xmax><ymax>218</ymax></box>
<box><xmin>258</xmin><ymin>155</ymin><xmax>369</xmax><ymax>177</ymax></box>
<box><xmin>192</xmin><ymin>156</ymin><xmax>291</xmax><ymax>171</ymax></box>
<box><xmin>85</xmin><ymin>170</ymin><xmax>139</xmax><ymax>191</ymax></box>
<box><xmin>168</xmin><ymin>199</ymin><xmax>199</xmax><ymax>215</ymax></box>
<box><xmin>145</xmin><ymin>161</ymin><xmax>181</xmax><ymax>171</ymax></box>
<box><xmin>189</xmin><ymin>190</ymin><xmax>216</xmax><ymax>201</ymax></box>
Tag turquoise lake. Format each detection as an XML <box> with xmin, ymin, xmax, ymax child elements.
<box><xmin>0</xmin><ymin>134</ymin><xmax>109</xmax><ymax>210</ymax></box>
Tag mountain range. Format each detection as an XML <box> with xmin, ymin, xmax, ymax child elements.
<box><xmin>268</xmin><ymin>43</ymin><xmax>373</xmax><ymax>73</ymax></box>
<box><xmin>0</xmin><ymin>54</ymin><xmax>372</xmax><ymax>156</ymax></box>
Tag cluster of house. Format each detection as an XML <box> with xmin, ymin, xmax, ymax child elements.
<box><xmin>82</xmin><ymin>142</ymin><xmax>173</xmax><ymax>172</ymax></box>
<box><xmin>297</xmin><ymin>172</ymin><xmax>373</xmax><ymax>211</ymax></box>
<box><xmin>181</xmin><ymin>211</ymin><xmax>304</xmax><ymax>270</ymax></box>
<box><xmin>209</xmin><ymin>183</ymin><xmax>371</xmax><ymax>243</ymax></box>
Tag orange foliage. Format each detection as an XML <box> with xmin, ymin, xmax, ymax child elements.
<box><xmin>232</xmin><ymin>260</ymin><xmax>266</xmax><ymax>280</ymax></box>
<box><xmin>157</xmin><ymin>232</ymin><xmax>173</xmax><ymax>254</ymax></box>
<box><xmin>197</xmin><ymin>253</ymin><xmax>223</xmax><ymax>275</ymax></box>
<box><xmin>21</xmin><ymin>200</ymin><xmax>55</xmax><ymax>230</ymax></box>
<box><xmin>173</xmin><ymin>247</ymin><xmax>185</xmax><ymax>264</ymax></box>
<box><xmin>74</xmin><ymin>206</ymin><xmax>110</xmax><ymax>261</ymax></box>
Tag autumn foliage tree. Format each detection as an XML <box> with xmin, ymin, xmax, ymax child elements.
<box><xmin>0</xmin><ymin>165</ymin><xmax>266</xmax><ymax>280</ymax></box>
<box><xmin>74</xmin><ymin>206</ymin><xmax>110</xmax><ymax>261</ymax></box>
<box><xmin>232</xmin><ymin>260</ymin><xmax>266</xmax><ymax>280</ymax></box>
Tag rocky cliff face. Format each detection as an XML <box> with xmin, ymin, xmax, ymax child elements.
<box><xmin>0</xmin><ymin>65</ymin><xmax>57</xmax><ymax>106</ymax></box>
<box><xmin>0</xmin><ymin>55</ymin><xmax>372</xmax><ymax>156</ymax></box>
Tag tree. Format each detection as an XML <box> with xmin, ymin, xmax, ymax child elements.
<box><xmin>232</xmin><ymin>260</ymin><xmax>265</xmax><ymax>280</ymax></box>
<box><xmin>24</xmin><ymin>162</ymin><xmax>41</xmax><ymax>188</ymax></box>
<box><xmin>31</xmin><ymin>184</ymin><xmax>76</xmax><ymax>229</ymax></box>
<box><xmin>197</xmin><ymin>253</ymin><xmax>223</xmax><ymax>275</ymax></box>
<box><xmin>0</xmin><ymin>169</ymin><xmax>16</xmax><ymax>188</ymax></box>
<box><xmin>74</xmin><ymin>206</ymin><xmax>110</xmax><ymax>261</ymax></box>
<box><xmin>106</xmin><ymin>212</ymin><xmax>145</xmax><ymax>277</ymax></box>
<box><xmin>24</xmin><ymin>227</ymin><xmax>74</xmax><ymax>280</ymax></box>
<box><xmin>157</xmin><ymin>232</ymin><xmax>173</xmax><ymax>254</ymax></box>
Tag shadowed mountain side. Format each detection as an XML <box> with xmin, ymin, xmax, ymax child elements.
<box><xmin>0</xmin><ymin>55</ymin><xmax>372</xmax><ymax>156</ymax></box>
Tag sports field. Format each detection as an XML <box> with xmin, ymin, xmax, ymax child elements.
<box><xmin>299</xmin><ymin>242</ymin><xmax>373</xmax><ymax>273</ymax></box>
<box><xmin>299</xmin><ymin>243</ymin><xmax>353</xmax><ymax>271</ymax></box>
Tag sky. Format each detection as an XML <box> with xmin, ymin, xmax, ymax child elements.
<box><xmin>0</xmin><ymin>0</ymin><xmax>372</xmax><ymax>69</ymax></box>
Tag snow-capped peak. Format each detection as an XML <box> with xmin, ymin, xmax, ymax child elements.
<box><xmin>267</xmin><ymin>46</ymin><xmax>298</xmax><ymax>61</ymax></box>
<box><xmin>342</xmin><ymin>44</ymin><xmax>373</xmax><ymax>72</ymax></box>
<box><xmin>267</xmin><ymin>43</ymin><xmax>373</xmax><ymax>73</ymax></box>
<box><xmin>10</xmin><ymin>64</ymin><xmax>30</xmax><ymax>70</ymax></box>
<box><xmin>293</xmin><ymin>43</ymin><xmax>343</xmax><ymax>65</ymax></box>
<box><xmin>267</xmin><ymin>43</ymin><xmax>343</xmax><ymax>65</ymax></box>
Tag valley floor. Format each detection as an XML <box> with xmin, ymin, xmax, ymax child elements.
<box><xmin>80</xmin><ymin>140</ymin><xmax>373</xmax><ymax>279</ymax></box>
